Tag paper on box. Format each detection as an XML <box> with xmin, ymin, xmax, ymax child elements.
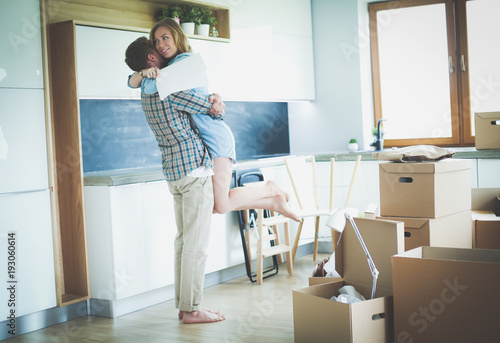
<box><xmin>392</xmin><ymin>247</ymin><xmax>500</xmax><ymax>343</ymax></box>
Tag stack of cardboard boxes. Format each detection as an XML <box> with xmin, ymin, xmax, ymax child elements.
<box><xmin>378</xmin><ymin>159</ymin><xmax>500</xmax><ymax>342</ymax></box>
<box><xmin>293</xmin><ymin>159</ymin><xmax>500</xmax><ymax>342</ymax></box>
<box><xmin>378</xmin><ymin>158</ymin><xmax>473</xmax><ymax>250</ymax></box>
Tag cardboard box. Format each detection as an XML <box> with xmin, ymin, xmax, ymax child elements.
<box><xmin>472</xmin><ymin>188</ymin><xmax>500</xmax><ymax>249</ymax></box>
<box><xmin>379</xmin><ymin>211</ymin><xmax>472</xmax><ymax>251</ymax></box>
<box><xmin>294</xmin><ymin>218</ymin><xmax>404</xmax><ymax>343</ymax></box>
<box><xmin>379</xmin><ymin>159</ymin><xmax>472</xmax><ymax>218</ymax></box>
<box><xmin>475</xmin><ymin>112</ymin><xmax>500</xmax><ymax>150</ymax></box>
<box><xmin>392</xmin><ymin>247</ymin><xmax>500</xmax><ymax>343</ymax></box>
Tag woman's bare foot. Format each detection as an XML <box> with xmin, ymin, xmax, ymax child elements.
<box><xmin>182</xmin><ymin>309</ymin><xmax>225</xmax><ymax>324</ymax></box>
<box><xmin>178</xmin><ymin>308</ymin><xmax>221</xmax><ymax>319</ymax></box>
<box><xmin>273</xmin><ymin>194</ymin><xmax>301</xmax><ymax>222</ymax></box>
<box><xmin>266</xmin><ymin>180</ymin><xmax>290</xmax><ymax>202</ymax></box>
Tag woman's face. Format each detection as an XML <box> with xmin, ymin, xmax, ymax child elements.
<box><xmin>153</xmin><ymin>26</ymin><xmax>178</xmax><ymax>59</ymax></box>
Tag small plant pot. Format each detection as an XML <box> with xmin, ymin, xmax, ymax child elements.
<box><xmin>347</xmin><ymin>143</ymin><xmax>358</xmax><ymax>152</ymax></box>
<box><xmin>196</xmin><ymin>24</ymin><xmax>210</xmax><ymax>36</ymax></box>
<box><xmin>181</xmin><ymin>22</ymin><xmax>195</xmax><ymax>35</ymax></box>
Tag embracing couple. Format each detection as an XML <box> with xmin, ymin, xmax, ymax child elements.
<box><xmin>125</xmin><ymin>18</ymin><xmax>300</xmax><ymax>324</ymax></box>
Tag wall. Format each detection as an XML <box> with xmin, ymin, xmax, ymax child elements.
<box><xmin>289</xmin><ymin>0</ymin><xmax>366</xmax><ymax>155</ymax></box>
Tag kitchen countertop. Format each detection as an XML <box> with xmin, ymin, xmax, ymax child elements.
<box><xmin>84</xmin><ymin>147</ymin><xmax>500</xmax><ymax>186</ymax></box>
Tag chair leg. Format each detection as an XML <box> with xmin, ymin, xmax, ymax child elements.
<box><xmin>256</xmin><ymin>209</ymin><xmax>264</xmax><ymax>285</ymax></box>
<box><xmin>313</xmin><ymin>216</ymin><xmax>320</xmax><ymax>261</ymax></box>
<box><xmin>272</xmin><ymin>225</ymin><xmax>284</xmax><ymax>264</ymax></box>
<box><xmin>244</xmin><ymin>226</ymin><xmax>253</xmax><ymax>272</ymax></box>
<box><xmin>284</xmin><ymin>222</ymin><xmax>293</xmax><ymax>275</ymax></box>
<box><xmin>331</xmin><ymin>228</ymin><xmax>336</xmax><ymax>253</ymax></box>
<box><xmin>291</xmin><ymin>220</ymin><xmax>304</xmax><ymax>264</ymax></box>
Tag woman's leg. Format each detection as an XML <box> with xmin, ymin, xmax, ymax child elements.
<box><xmin>212</xmin><ymin>157</ymin><xmax>300</xmax><ymax>221</ymax></box>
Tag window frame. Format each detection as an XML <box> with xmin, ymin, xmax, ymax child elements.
<box><xmin>369</xmin><ymin>0</ymin><xmax>474</xmax><ymax>147</ymax></box>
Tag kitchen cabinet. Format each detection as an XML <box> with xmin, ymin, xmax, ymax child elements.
<box><xmin>85</xmin><ymin>182</ymin><xmax>175</xmax><ymax>302</ymax></box>
<box><xmin>477</xmin><ymin>159</ymin><xmax>500</xmax><ymax>187</ymax></box>
<box><xmin>0</xmin><ymin>190</ymin><xmax>57</xmax><ymax>316</ymax></box>
<box><xmin>0</xmin><ymin>89</ymin><xmax>48</xmax><ymax>194</ymax></box>
<box><xmin>0</xmin><ymin>0</ymin><xmax>44</xmax><ymax>89</ymax></box>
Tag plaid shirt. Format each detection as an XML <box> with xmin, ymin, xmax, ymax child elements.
<box><xmin>141</xmin><ymin>90</ymin><xmax>218</xmax><ymax>181</ymax></box>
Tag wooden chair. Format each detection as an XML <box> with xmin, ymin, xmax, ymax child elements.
<box><xmin>285</xmin><ymin>156</ymin><xmax>335</xmax><ymax>263</ymax></box>
<box><xmin>285</xmin><ymin>155</ymin><xmax>362</xmax><ymax>263</ymax></box>
<box><xmin>255</xmin><ymin>209</ymin><xmax>293</xmax><ymax>284</ymax></box>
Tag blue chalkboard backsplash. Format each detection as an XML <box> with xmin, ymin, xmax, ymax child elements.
<box><xmin>80</xmin><ymin>99</ymin><xmax>290</xmax><ymax>173</ymax></box>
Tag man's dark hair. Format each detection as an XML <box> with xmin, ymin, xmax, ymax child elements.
<box><xmin>125</xmin><ymin>36</ymin><xmax>154</xmax><ymax>71</ymax></box>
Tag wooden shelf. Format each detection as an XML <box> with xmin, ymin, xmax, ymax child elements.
<box><xmin>44</xmin><ymin>0</ymin><xmax>230</xmax><ymax>42</ymax></box>
<box><xmin>48</xmin><ymin>20</ymin><xmax>90</xmax><ymax>307</ymax></box>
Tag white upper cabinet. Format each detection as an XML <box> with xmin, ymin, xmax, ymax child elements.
<box><xmin>0</xmin><ymin>88</ymin><xmax>48</xmax><ymax>194</ymax></box>
<box><xmin>76</xmin><ymin>26</ymin><xmax>143</xmax><ymax>99</ymax></box>
<box><xmin>0</xmin><ymin>0</ymin><xmax>44</xmax><ymax>89</ymax></box>
<box><xmin>193</xmin><ymin>0</ymin><xmax>315</xmax><ymax>100</ymax></box>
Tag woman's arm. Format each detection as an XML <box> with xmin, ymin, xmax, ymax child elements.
<box><xmin>127</xmin><ymin>67</ymin><xmax>161</xmax><ymax>88</ymax></box>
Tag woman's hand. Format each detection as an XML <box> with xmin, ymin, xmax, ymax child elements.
<box><xmin>141</xmin><ymin>67</ymin><xmax>160</xmax><ymax>79</ymax></box>
<box><xmin>208</xmin><ymin>93</ymin><xmax>226</xmax><ymax>115</ymax></box>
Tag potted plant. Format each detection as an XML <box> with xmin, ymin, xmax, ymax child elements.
<box><xmin>158</xmin><ymin>5</ymin><xmax>182</xmax><ymax>24</ymax></box>
<box><xmin>348</xmin><ymin>138</ymin><xmax>358</xmax><ymax>152</ymax></box>
<box><xmin>180</xmin><ymin>5</ymin><xmax>197</xmax><ymax>35</ymax></box>
<box><xmin>195</xmin><ymin>8</ymin><xmax>217</xmax><ymax>36</ymax></box>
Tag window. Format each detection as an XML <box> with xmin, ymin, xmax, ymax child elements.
<box><xmin>369</xmin><ymin>0</ymin><xmax>500</xmax><ymax>147</ymax></box>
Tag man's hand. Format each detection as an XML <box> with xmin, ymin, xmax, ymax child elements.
<box><xmin>208</xmin><ymin>93</ymin><xmax>226</xmax><ymax>115</ymax></box>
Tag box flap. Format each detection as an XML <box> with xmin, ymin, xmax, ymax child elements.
<box><xmin>379</xmin><ymin>158</ymin><xmax>472</xmax><ymax>174</ymax></box>
<box><xmin>396</xmin><ymin>246</ymin><xmax>500</xmax><ymax>264</ymax></box>
<box><xmin>472</xmin><ymin>210</ymin><xmax>500</xmax><ymax>221</ymax></box>
<box><xmin>476</xmin><ymin>111</ymin><xmax>500</xmax><ymax>120</ymax></box>
<box><xmin>471</xmin><ymin>188</ymin><xmax>500</xmax><ymax>211</ymax></box>
<box><xmin>335</xmin><ymin>217</ymin><xmax>404</xmax><ymax>293</ymax></box>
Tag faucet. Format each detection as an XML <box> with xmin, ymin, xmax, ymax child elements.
<box><xmin>371</xmin><ymin>118</ymin><xmax>388</xmax><ymax>151</ymax></box>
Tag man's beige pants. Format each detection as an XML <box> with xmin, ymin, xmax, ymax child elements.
<box><xmin>168</xmin><ymin>175</ymin><xmax>214</xmax><ymax>312</ymax></box>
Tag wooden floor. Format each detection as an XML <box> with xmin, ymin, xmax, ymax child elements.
<box><xmin>9</xmin><ymin>253</ymin><xmax>329</xmax><ymax>343</ymax></box>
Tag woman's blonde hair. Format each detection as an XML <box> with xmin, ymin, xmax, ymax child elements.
<box><xmin>150</xmin><ymin>18</ymin><xmax>192</xmax><ymax>59</ymax></box>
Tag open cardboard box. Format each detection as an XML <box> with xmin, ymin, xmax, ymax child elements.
<box><xmin>294</xmin><ymin>218</ymin><xmax>404</xmax><ymax>343</ymax></box>
<box><xmin>392</xmin><ymin>246</ymin><xmax>500</xmax><ymax>343</ymax></box>
<box><xmin>471</xmin><ymin>188</ymin><xmax>500</xmax><ymax>249</ymax></box>
<box><xmin>379</xmin><ymin>159</ymin><xmax>472</xmax><ymax>218</ymax></box>
<box><xmin>379</xmin><ymin>211</ymin><xmax>472</xmax><ymax>251</ymax></box>
<box><xmin>475</xmin><ymin>112</ymin><xmax>500</xmax><ymax>150</ymax></box>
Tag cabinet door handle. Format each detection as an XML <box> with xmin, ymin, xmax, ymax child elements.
<box><xmin>460</xmin><ymin>55</ymin><xmax>467</xmax><ymax>72</ymax></box>
<box><xmin>449</xmin><ymin>56</ymin><xmax>455</xmax><ymax>73</ymax></box>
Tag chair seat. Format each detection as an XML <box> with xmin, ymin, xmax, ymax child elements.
<box><xmin>261</xmin><ymin>244</ymin><xmax>291</xmax><ymax>258</ymax></box>
<box><xmin>297</xmin><ymin>208</ymin><xmax>332</xmax><ymax>218</ymax></box>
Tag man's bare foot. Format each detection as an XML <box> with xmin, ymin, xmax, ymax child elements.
<box><xmin>266</xmin><ymin>180</ymin><xmax>290</xmax><ymax>202</ymax></box>
<box><xmin>273</xmin><ymin>195</ymin><xmax>301</xmax><ymax>222</ymax></box>
<box><xmin>178</xmin><ymin>308</ymin><xmax>221</xmax><ymax>319</ymax></box>
<box><xmin>182</xmin><ymin>309</ymin><xmax>225</xmax><ymax>324</ymax></box>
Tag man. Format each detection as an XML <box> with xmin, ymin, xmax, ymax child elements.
<box><xmin>126</xmin><ymin>37</ymin><xmax>226</xmax><ymax>323</ymax></box>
